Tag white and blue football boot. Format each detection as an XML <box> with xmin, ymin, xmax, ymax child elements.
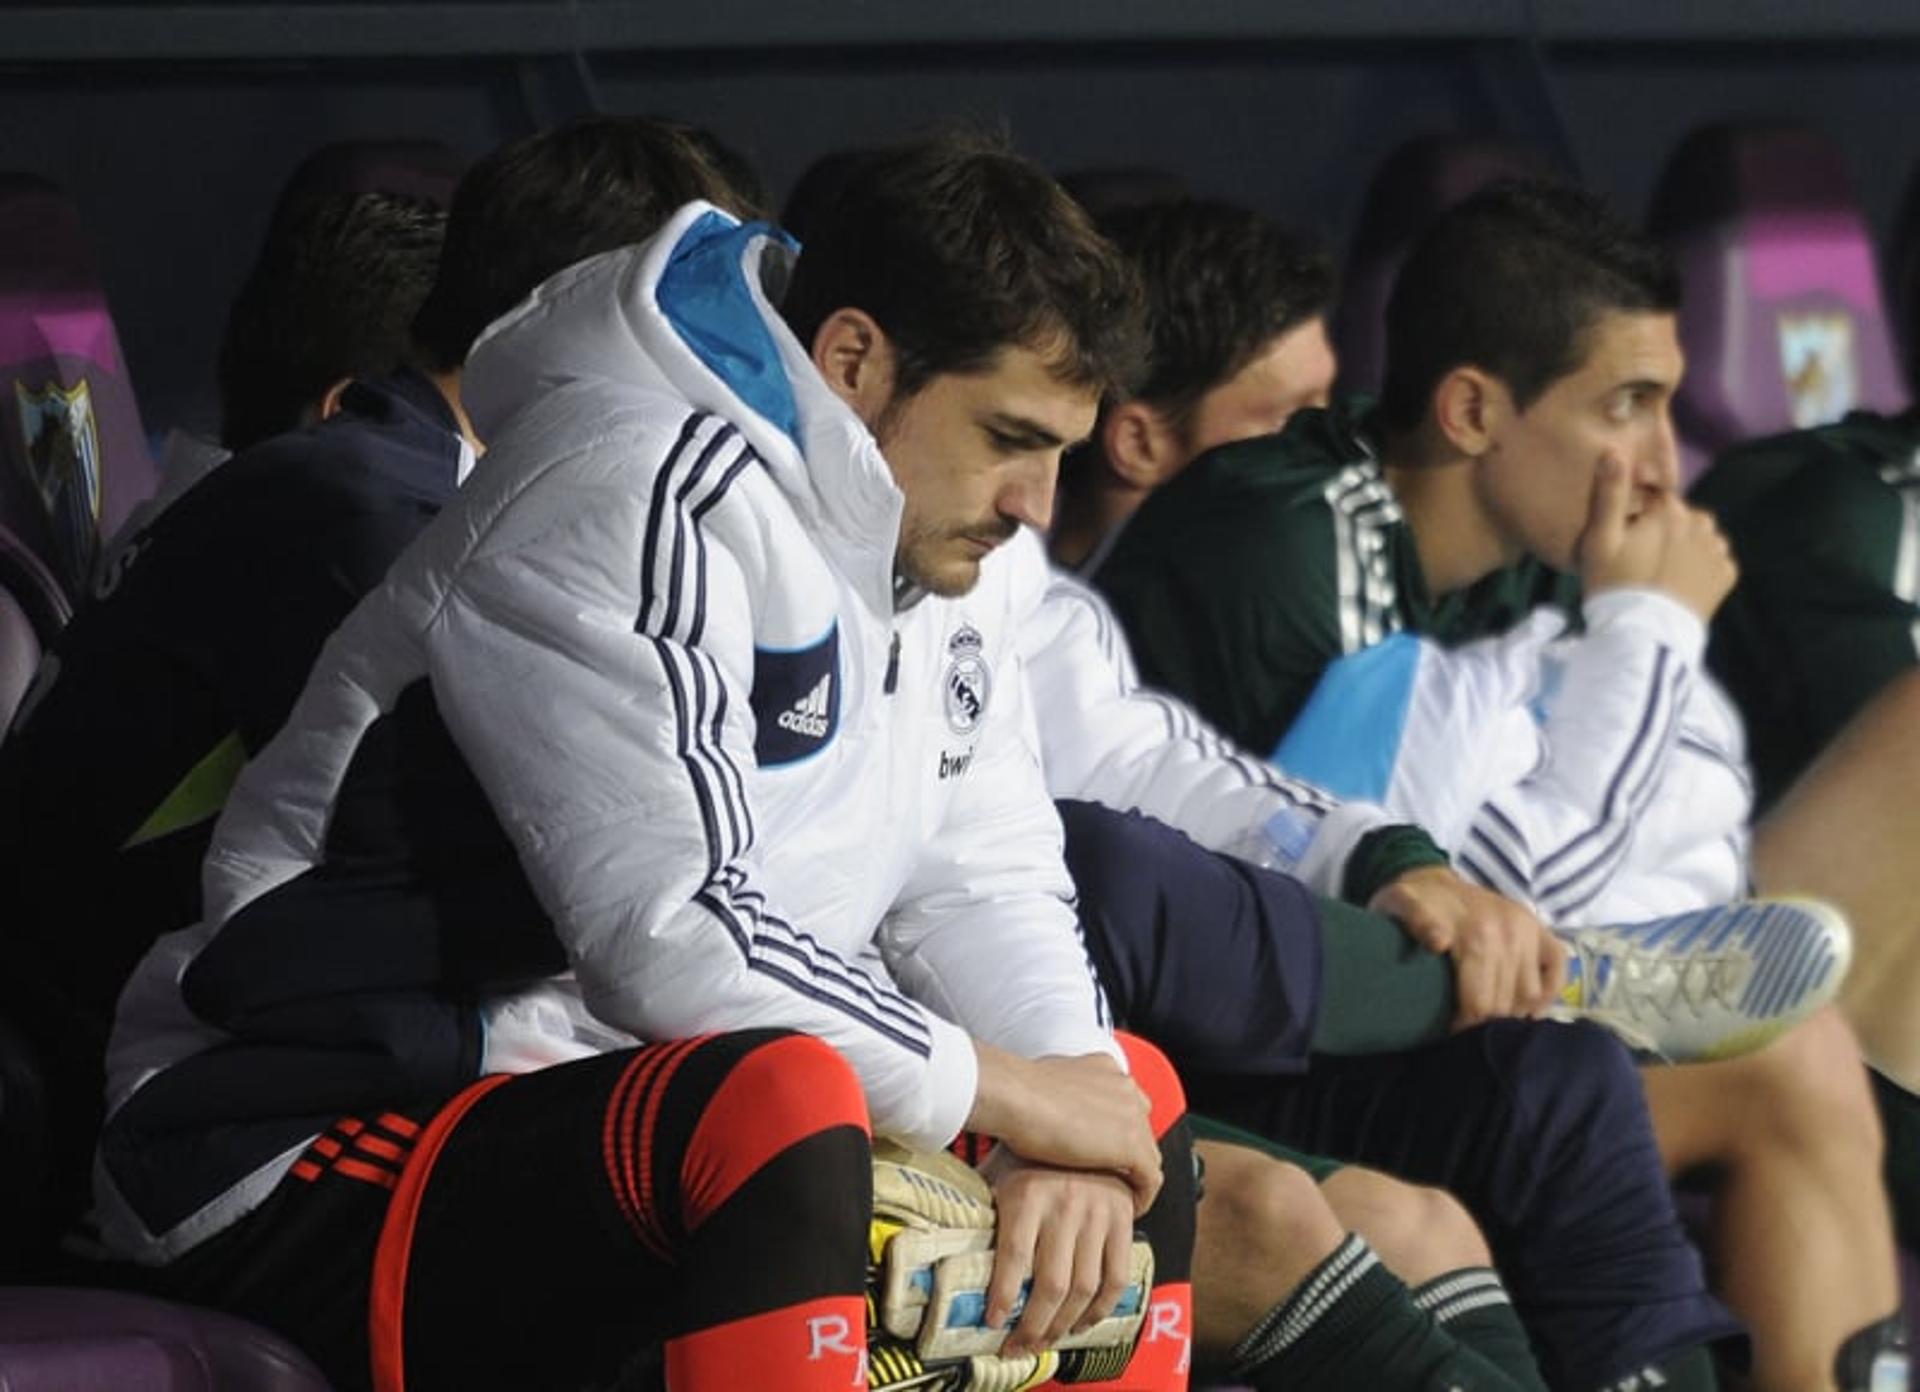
<box><xmin>1553</xmin><ymin>897</ymin><xmax>1851</xmax><ymax>1062</ymax></box>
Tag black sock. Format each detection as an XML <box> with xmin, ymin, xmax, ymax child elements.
<box><xmin>1835</xmin><ymin>1309</ymin><xmax>1909</xmax><ymax>1392</ymax></box>
<box><xmin>1232</xmin><ymin>1234</ymin><xmax>1538</xmax><ymax>1391</ymax></box>
<box><xmin>1411</xmin><ymin>1268</ymin><xmax>1548</xmax><ymax>1392</ymax></box>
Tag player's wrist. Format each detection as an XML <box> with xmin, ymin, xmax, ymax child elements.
<box><xmin>964</xmin><ymin>1039</ymin><xmax>1032</xmax><ymax>1143</ymax></box>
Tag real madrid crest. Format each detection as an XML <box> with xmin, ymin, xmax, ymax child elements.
<box><xmin>942</xmin><ymin>624</ymin><xmax>992</xmax><ymax>734</ymax></box>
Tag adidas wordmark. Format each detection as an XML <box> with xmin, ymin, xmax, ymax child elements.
<box><xmin>778</xmin><ymin>674</ymin><xmax>832</xmax><ymax>738</ymax></box>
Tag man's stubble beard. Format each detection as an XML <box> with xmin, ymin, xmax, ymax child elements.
<box><xmin>895</xmin><ymin>511</ymin><xmax>1018</xmax><ymax>598</ymax></box>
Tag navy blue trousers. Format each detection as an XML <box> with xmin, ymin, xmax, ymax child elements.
<box><xmin>1059</xmin><ymin>799</ymin><xmax>1744</xmax><ymax>1389</ymax></box>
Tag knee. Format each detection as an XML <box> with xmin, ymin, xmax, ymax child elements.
<box><xmin>1495</xmin><ymin>1019</ymin><xmax>1654</xmax><ymax>1154</ymax></box>
<box><xmin>709</xmin><ymin>1029</ymin><xmax>870</xmax><ymax>1134</ymax></box>
<box><xmin>1196</xmin><ymin>1144</ymin><xmax>1342</xmax><ymax>1269</ymax></box>
<box><xmin>677</xmin><ymin>1031</ymin><xmax>872</xmax><ymax>1232</ymax></box>
<box><xmin>1504</xmin><ymin>1019</ymin><xmax>1643</xmax><ymax>1117</ymax></box>
<box><xmin>1321</xmin><ymin>1167</ymin><xmax>1491</xmax><ymax>1285</ymax></box>
<box><xmin>1742</xmin><ymin>1007</ymin><xmax>1883</xmax><ymax>1160</ymax></box>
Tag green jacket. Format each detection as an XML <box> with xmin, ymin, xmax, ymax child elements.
<box><xmin>1694</xmin><ymin>408</ymin><xmax>1920</xmax><ymax>810</ymax></box>
<box><xmin>1095</xmin><ymin>398</ymin><xmax>1569</xmax><ymax>757</ymax></box>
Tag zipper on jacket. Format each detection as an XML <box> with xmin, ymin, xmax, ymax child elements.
<box><xmin>883</xmin><ymin>631</ymin><xmax>901</xmax><ymax>695</ymax></box>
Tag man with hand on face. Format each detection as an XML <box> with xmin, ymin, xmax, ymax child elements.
<box><xmin>1017</xmin><ymin>194</ymin><xmax>1752</xmax><ymax>1392</ymax></box>
<box><xmin>1096</xmin><ymin>177</ymin><xmax>1904</xmax><ymax>1392</ymax></box>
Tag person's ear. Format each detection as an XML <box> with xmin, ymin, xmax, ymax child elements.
<box><xmin>1431</xmin><ymin>366</ymin><xmax>1506</xmax><ymax>457</ymax></box>
<box><xmin>315</xmin><ymin>377</ymin><xmax>354</xmax><ymax>422</ymax></box>
<box><xmin>1101</xmin><ymin>400</ymin><xmax>1185</xmax><ymax>490</ymax></box>
<box><xmin>810</xmin><ymin>308</ymin><xmax>897</xmax><ymax>428</ymax></box>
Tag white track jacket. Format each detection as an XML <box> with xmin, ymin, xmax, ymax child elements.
<box><xmin>1273</xmin><ymin>588</ymin><xmax>1752</xmax><ymax>924</ymax></box>
<box><xmin>102</xmin><ymin>205</ymin><xmax>1120</xmax><ymax>1258</ymax></box>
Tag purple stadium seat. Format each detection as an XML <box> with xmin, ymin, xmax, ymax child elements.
<box><xmin>0</xmin><ymin>175</ymin><xmax>156</xmax><ymax>605</ymax></box>
<box><xmin>0</xmin><ymin>706</ymin><xmax>332</xmax><ymax>1384</ymax></box>
<box><xmin>0</xmin><ymin>1288</ymin><xmax>332</xmax><ymax>1391</ymax></box>
<box><xmin>1650</xmin><ymin>122</ymin><xmax>1908</xmax><ymax>485</ymax></box>
<box><xmin>0</xmin><ymin>588</ymin><xmax>38</xmax><ymax>734</ymax></box>
<box><xmin>1331</xmin><ymin>134</ymin><xmax>1562</xmax><ymax>397</ymax></box>
<box><xmin>0</xmin><ymin>1006</ymin><xmax>335</xmax><ymax>1389</ymax></box>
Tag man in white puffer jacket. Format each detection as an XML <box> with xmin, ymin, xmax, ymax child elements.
<box><xmin>94</xmin><ymin>139</ymin><xmax>1196</xmax><ymax>1392</ymax></box>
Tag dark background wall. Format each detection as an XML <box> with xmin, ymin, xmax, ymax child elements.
<box><xmin>4</xmin><ymin>3</ymin><xmax>1919</xmax><ymax>437</ymax></box>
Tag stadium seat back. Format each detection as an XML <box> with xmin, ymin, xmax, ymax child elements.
<box><xmin>0</xmin><ymin>175</ymin><xmax>156</xmax><ymax>604</ymax></box>
<box><xmin>0</xmin><ymin>979</ymin><xmax>331</xmax><ymax>1385</ymax></box>
<box><xmin>1650</xmin><ymin>122</ymin><xmax>1908</xmax><ymax>482</ymax></box>
<box><xmin>1333</xmin><ymin>134</ymin><xmax>1561</xmax><ymax>396</ymax></box>
<box><xmin>0</xmin><ymin>1286</ymin><xmax>335</xmax><ymax>1390</ymax></box>
<box><xmin>0</xmin><ymin>587</ymin><xmax>39</xmax><ymax>735</ymax></box>
<box><xmin>0</xmin><ymin>521</ymin><xmax>68</xmax><ymax>734</ymax></box>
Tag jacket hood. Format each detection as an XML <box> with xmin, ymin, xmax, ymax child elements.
<box><xmin>461</xmin><ymin>202</ymin><xmax>904</xmax><ymax>605</ymax></box>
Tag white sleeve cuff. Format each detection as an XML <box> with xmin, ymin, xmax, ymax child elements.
<box><xmin>1581</xmin><ymin>587</ymin><xmax>1707</xmax><ymax>662</ymax></box>
<box><xmin>898</xmin><ymin>1015</ymin><xmax>981</xmax><ymax>1150</ymax></box>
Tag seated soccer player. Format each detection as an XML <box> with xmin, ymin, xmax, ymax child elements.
<box><xmin>119</xmin><ymin>187</ymin><xmax>450</xmax><ymax>547</ymax></box>
<box><xmin>55</xmin><ymin>130</ymin><xmax>1524</xmax><ymax>1391</ymax></box>
<box><xmin>0</xmin><ymin>116</ymin><xmax>759</xmax><ymax>1263</ymax></box>
<box><xmin>791</xmin><ymin>154</ymin><xmax>1567</xmax><ymax>1392</ymax></box>
<box><xmin>92</xmin><ymin>133</ymin><xmax>1198</xmax><ymax>1392</ymax></box>
<box><xmin>219</xmin><ymin>190</ymin><xmax>450</xmax><ymax>454</ymax></box>
<box><xmin>1048</xmin><ymin>198</ymin><xmax>1336</xmax><ymax>575</ymax></box>
<box><xmin>1094</xmin><ymin>177</ymin><xmax>1904</xmax><ymax>1392</ymax></box>
<box><xmin>1016</xmin><ymin>198</ymin><xmax>1746</xmax><ymax>1391</ymax></box>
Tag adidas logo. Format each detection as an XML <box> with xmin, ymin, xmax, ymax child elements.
<box><xmin>777</xmin><ymin>674</ymin><xmax>832</xmax><ymax>738</ymax></box>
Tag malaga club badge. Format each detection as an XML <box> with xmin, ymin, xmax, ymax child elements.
<box><xmin>943</xmin><ymin>625</ymin><xmax>992</xmax><ymax>734</ymax></box>
<box><xmin>1777</xmin><ymin>310</ymin><xmax>1858</xmax><ymax>430</ymax></box>
<box><xmin>14</xmin><ymin>377</ymin><xmax>103</xmax><ymax>581</ymax></box>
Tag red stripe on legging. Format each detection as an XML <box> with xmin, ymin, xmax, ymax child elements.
<box><xmin>602</xmin><ymin>1051</ymin><xmax>657</xmax><ymax>1242</ymax></box>
<box><xmin>1115</xmin><ymin>1033</ymin><xmax>1185</xmax><ymax>1142</ymax></box>
<box><xmin>378</xmin><ymin>1113</ymin><xmax>422</xmax><ymax>1138</ymax></box>
<box><xmin>664</xmin><ymin>1295</ymin><xmax>868</xmax><ymax>1391</ymax></box>
<box><xmin>602</xmin><ymin>1038</ymin><xmax>702</xmax><ymax>1260</ymax></box>
<box><xmin>633</xmin><ymin>1037</ymin><xmax>707</xmax><ymax>1253</ymax></box>
<box><xmin>678</xmin><ymin>1034</ymin><xmax>869</xmax><ymax>1231</ymax></box>
<box><xmin>603</xmin><ymin>1042</ymin><xmax>679</xmax><ymax>1248</ymax></box>
<box><xmin>355</xmin><ymin>1133</ymin><xmax>406</xmax><ymax>1163</ymax></box>
<box><xmin>368</xmin><ymin>1074</ymin><xmax>512</xmax><ymax>1392</ymax></box>
<box><xmin>335</xmin><ymin>1156</ymin><xmax>400</xmax><ymax>1190</ymax></box>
